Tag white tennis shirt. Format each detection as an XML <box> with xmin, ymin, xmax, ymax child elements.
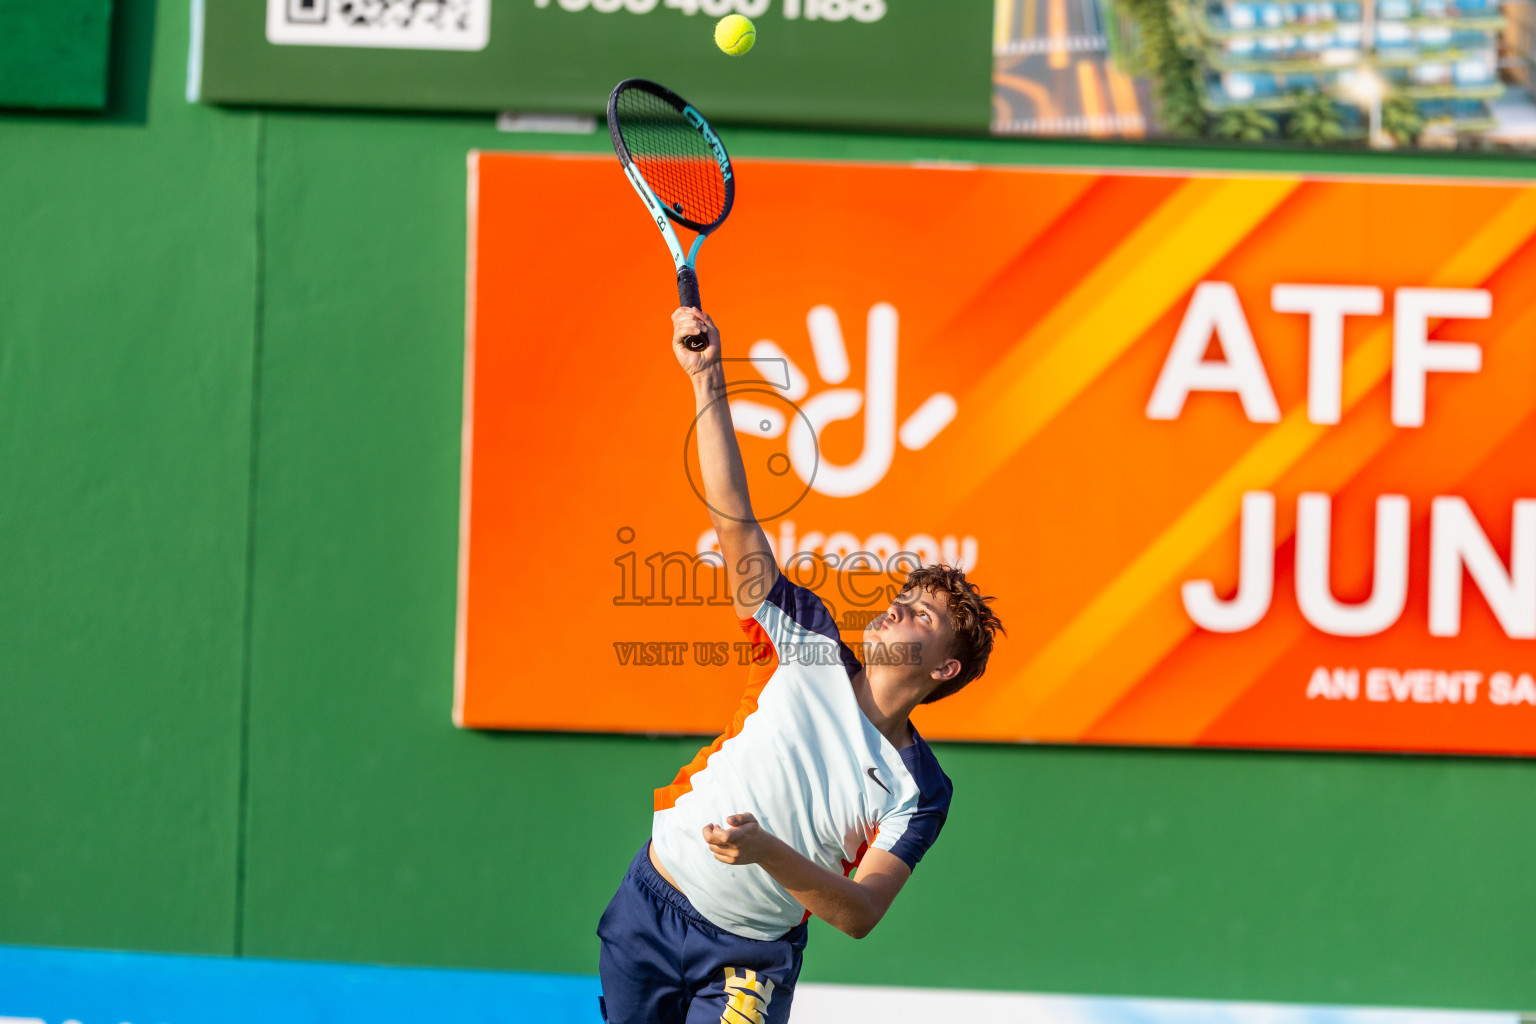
<box><xmin>651</xmin><ymin>573</ymin><xmax>953</xmax><ymax>941</ymax></box>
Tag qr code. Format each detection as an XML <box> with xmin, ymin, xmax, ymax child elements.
<box><xmin>266</xmin><ymin>0</ymin><xmax>490</xmax><ymax>50</ymax></box>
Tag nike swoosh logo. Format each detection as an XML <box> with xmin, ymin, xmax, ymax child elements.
<box><xmin>865</xmin><ymin>766</ymin><xmax>890</xmax><ymax>794</ymax></box>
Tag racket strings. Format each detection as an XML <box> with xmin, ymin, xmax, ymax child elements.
<box><xmin>615</xmin><ymin>88</ymin><xmax>728</xmax><ymax>230</ymax></box>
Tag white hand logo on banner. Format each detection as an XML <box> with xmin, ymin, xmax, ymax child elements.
<box><xmin>729</xmin><ymin>303</ymin><xmax>957</xmax><ymax>498</ymax></box>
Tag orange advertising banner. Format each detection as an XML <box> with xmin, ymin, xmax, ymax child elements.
<box><xmin>458</xmin><ymin>152</ymin><xmax>1536</xmax><ymax>756</ymax></box>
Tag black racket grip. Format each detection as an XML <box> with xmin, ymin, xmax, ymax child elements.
<box><xmin>677</xmin><ymin>265</ymin><xmax>708</xmax><ymax>351</ymax></box>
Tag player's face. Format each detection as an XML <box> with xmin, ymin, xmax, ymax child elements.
<box><xmin>865</xmin><ymin>586</ymin><xmax>955</xmax><ymax>674</ymax></box>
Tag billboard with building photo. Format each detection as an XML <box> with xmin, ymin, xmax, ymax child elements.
<box><xmin>190</xmin><ymin>0</ymin><xmax>1536</xmax><ymax>152</ymax></box>
<box><xmin>991</xmin><ymin>0</ymin><xmax>1536</xmax><ymax>150</ymax></box>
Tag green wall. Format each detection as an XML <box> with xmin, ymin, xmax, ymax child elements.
<box><xmin>0</xmin><ymin>0</ymin><xmax>115</xmax><ymax>110</ymax></box>
<box><xmin>0</xmin><ymin>0</ymin><xmax>252</xmax><ymax>952</ymax></box>
<box><xmin>1</xmin><ymin>0</ymin><xmax>1534</xmax><ymax>1010</ymax></box>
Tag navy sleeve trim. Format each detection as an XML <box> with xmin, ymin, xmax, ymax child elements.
<box><xmin>887</xmin><ymin>732</ymin><xmax>953</xmax><ymax>871</ymax></box>
<box><xmin>763</xmin><ymin>573</ymin><xmax>863</xmax><ymax>681</ymax></box>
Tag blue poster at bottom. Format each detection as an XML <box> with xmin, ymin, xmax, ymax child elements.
<box><xmin>0</xmin><ymin>946</ymin><xmax>600</xmax><ymax>1024</ymax></box>
<box><xmin>0</xmin><ymin>945</ymin><xmax>1518</xmax><ymax>1024</ymax></box>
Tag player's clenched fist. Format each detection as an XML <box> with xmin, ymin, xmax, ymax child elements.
<box><xmin>702</xmin><ymin>812</ymin><xmax>775</xmax><ymax>866</ymax></box>
<box><xmin>671</xmin><ymin>307</ymin><xmax>719</xmax><ymax>373</ymax></box>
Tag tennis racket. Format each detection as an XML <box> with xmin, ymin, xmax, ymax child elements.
<box><xmin>607</xmin><ymin>78</ymin><xmax>735</xmax><ymax>352</ymax></box>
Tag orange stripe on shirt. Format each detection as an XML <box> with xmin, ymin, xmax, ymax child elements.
<box><xmin>653</xmin><ymin>617</ymin><xmax>778</xmax><ymax>812</ymax></box>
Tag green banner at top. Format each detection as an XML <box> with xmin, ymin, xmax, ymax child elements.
<box><xmin>189</xmin><ymin>0</ymin><xmax>994</xmax><ymax>132</ymax></box>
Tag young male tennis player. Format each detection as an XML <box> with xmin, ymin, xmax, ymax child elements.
<box><xmin>596</xmin><ymin>308</ymin><xmax>1005</xmax><ymax>1024</ymax></box>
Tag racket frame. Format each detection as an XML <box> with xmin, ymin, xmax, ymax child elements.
<box><xmin>606</xmin><ymin>78</ymin><xmax>734</xmax><ymax>327</ymax></box>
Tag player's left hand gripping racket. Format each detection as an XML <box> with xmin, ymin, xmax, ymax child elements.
<box><xmin>607</xmin><ymin>78</ymin><xmax>735</xmax><ymax>351</ymax></box>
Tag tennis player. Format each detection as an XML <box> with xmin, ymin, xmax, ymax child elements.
<box><xmin>596</xmin><ymin>308</ymin><xmax>1005</xmax><ymax>1024</ymax></box>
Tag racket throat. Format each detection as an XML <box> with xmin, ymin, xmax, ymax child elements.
<box><xmin>668</xmin><ymin>230</ymin><xmax>704</xmax><ymax>270</ymax></box>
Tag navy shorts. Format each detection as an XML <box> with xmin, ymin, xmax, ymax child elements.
<box><xmin>597</xmin><ymin>842</ymin><xmax>809</xmax><ymax>1024</ymax></box>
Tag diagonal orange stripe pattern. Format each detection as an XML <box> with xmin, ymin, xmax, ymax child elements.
<box><xmin>981</xmin><ymin>187</ymin><xmax>1536</xmax><ymax>740</ymax></box>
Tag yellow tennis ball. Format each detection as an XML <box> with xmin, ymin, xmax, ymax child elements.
<box><xmin>715</xmin><ymin>14</ymin><xmax>756</xmax><ymax>56</ymax></box>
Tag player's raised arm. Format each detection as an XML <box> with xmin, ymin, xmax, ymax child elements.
<box><xmin>672</xmin><ymin>307</ymin><xmax>780</xmax><ymax>619</ymax></box>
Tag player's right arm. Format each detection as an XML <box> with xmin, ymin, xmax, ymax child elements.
<box><xmin>673</xmin><ymin>307</ymin><xmax>780</xmax><ymax>619</ymax></box>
